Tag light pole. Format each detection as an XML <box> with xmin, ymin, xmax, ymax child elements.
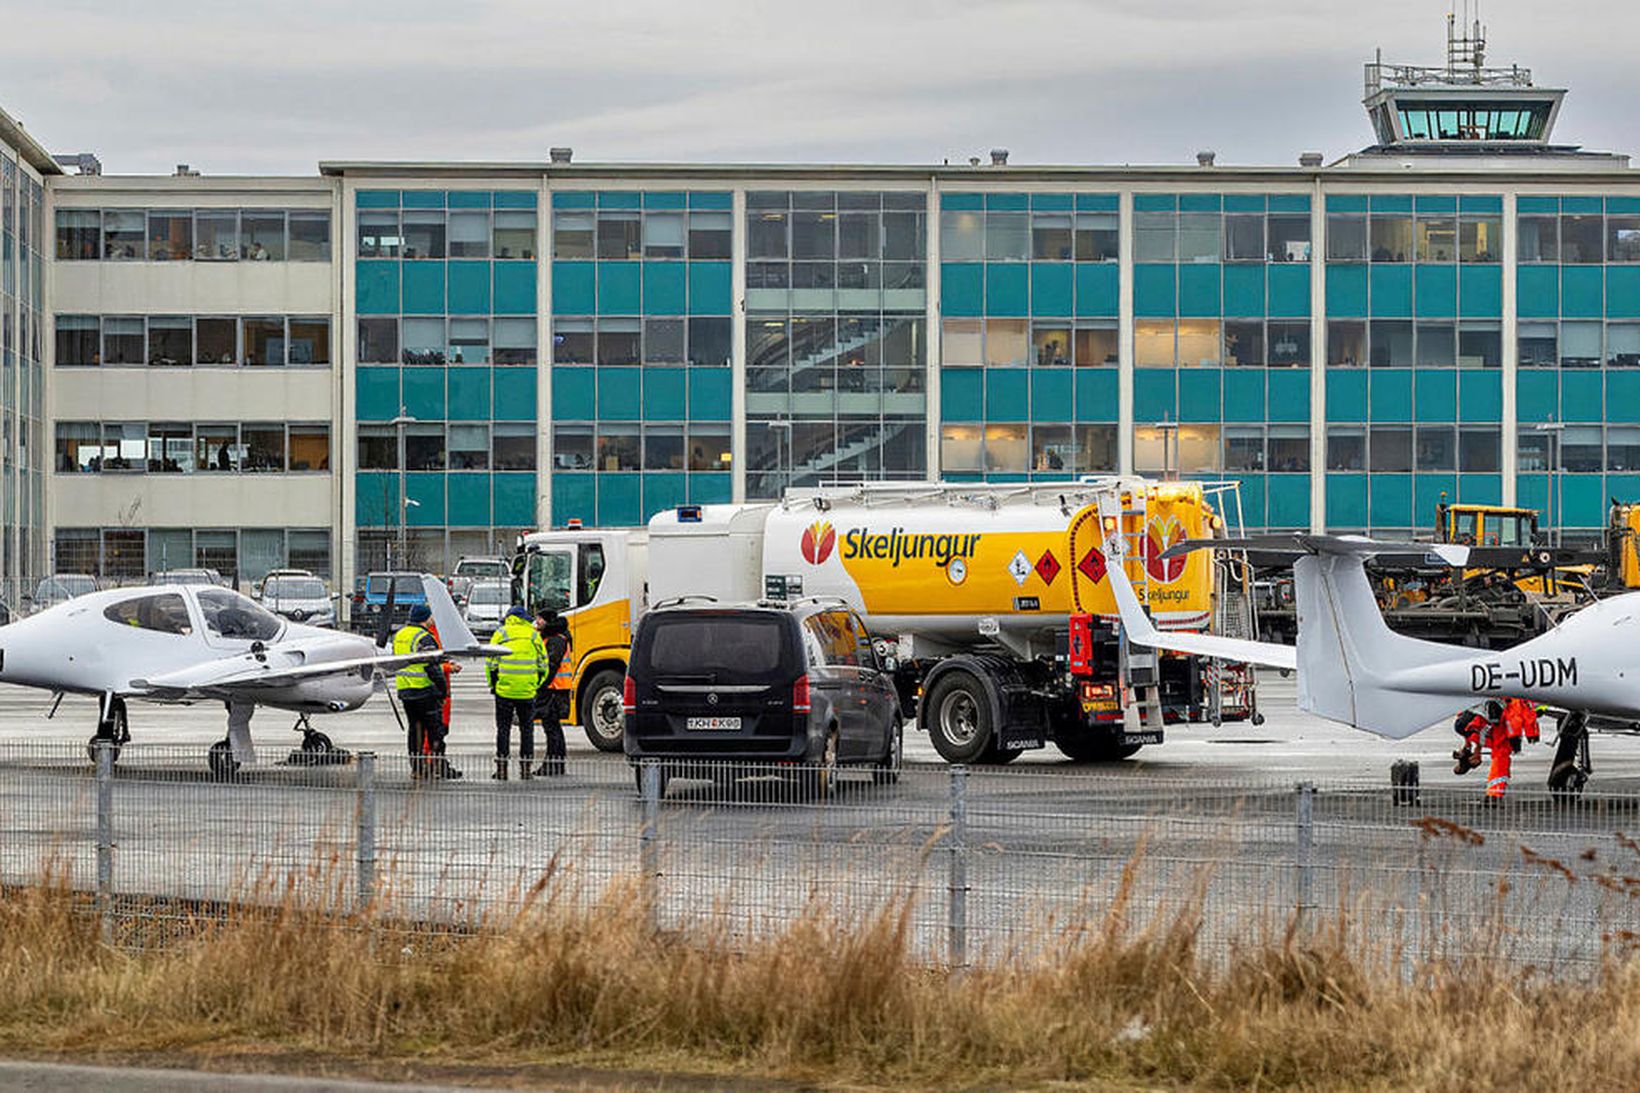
<box><xmin>1152</xmin><ymin>417</ymin><xmax>1180</xmax><ymax>481</ymax></box>
<box><xmin>766</xmin><ymin>418</ymin><xmax>792</xmax><ymax>496</ymax></box>
<box><xmin>1534</xmin><ymin>418</ymin><xmax>1565</xmax><ymax>545</ymax></box>
<box><xmin>388</xmin><ymin>408</ymin><xmax>418</xmax><ymax>569</ymax></box>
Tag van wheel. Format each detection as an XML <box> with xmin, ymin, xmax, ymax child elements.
<box><xmin>580</xmin><ymin>670</ymin><xmax>626</xmax><ymax>752</ymax></box>
<box><xmin>873</xmin><ymin>719</ymin><xmax>903</xmax><ymax>785</ymax></box>
<box><xmin>923</xmin><ymin>671</ymin><xmax>993</xmax><ymax>764</ymax></box>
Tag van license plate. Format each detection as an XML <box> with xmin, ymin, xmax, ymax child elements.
<box><xmin>686</xmin><ymin>716</ymin><xmax>742</xmax><ymax>731</ymax></box>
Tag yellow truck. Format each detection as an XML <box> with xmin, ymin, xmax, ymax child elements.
<box><xmin>511</xmin><ymin>478</ymin><xmax>1257</xmax><ymax>762</ymax></box>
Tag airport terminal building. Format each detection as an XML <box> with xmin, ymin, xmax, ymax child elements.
<box><xmin>3</xmin><ymin>31</ymin><xmax>1639</xmax><ymax>599</ymax></box>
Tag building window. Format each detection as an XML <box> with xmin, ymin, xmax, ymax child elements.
<box><xmin>55</xmin><ymin>210</ymin><xmax>101</xmax><ymax>260</ymax></box>
<box><xmin>358</xmin><ymin>318</ymin><xmax>398</xmax><ymax>365</ymax></box>
<box><xmin>55</xmin><ymin>315</ymin><xmax>99</xmax><ymax>366</ymax></box>
<box><xmin>147</xmin><ymin>211</ymin><xmax>192</xmax><ymax>261</ymax></box>
<box><xmin>289</xmin><ymin>425</ymin><xmax>330</xmax><ymax>471</ymax></box>
<box><xmin>196</xmin><ymin>317</ymin><xmax>238</xmax><ymax>365</ymax></box>
<box><xmin>358</xmin><ymin>426</ymin><xmax>397</xmax><ymax>470</ymax></box>
<box><xmin>102</xmin><ymin>211</ymin><xmax>144</xmax><ymax>260</ymax></box>
<box><xmin>241</xmin><ymin>211</ymin><xmax>286</xmax><ymax>260</ymax></box>
<box><xmin>288</xmin><ymin>211</ymin><xmax>331</xmax><ymax>261</ymax></box>
<box><xmin>493</xmin><ymin>423</ymin><xmax>536</xmax><ymax>470</ymax></box>
<box><xmin>243</xmin><ymin>317</ymin><xmax>286</xmax><ymax>366</ymax></box>
<box><xmin>448</xmin><ymin>424</ymin><xmax>489</xmax><ymax>470</ymax></box>
<box><xmin>148</xmin><ymin>316</ymin><xmax>192</xmax><ymax>366</ymax></box>
<box><xmin>195</xmin><ymin>210</ymin><xmax>239</xmax><ymax>260</ymax></box>
<box><xmin>494</xmin><ymin>211</ymin><xmax>536</xmax><ymax>259</ymax></box>
<box><xmin>102</xmin><ymin>317</ymin><xmax>144</xmax><ymax>365</ymax></box>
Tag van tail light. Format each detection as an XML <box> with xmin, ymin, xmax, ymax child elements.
<box><xmin>622</xmin><ymin>674</ymin><xmax>636</xmax><ymax>715</ymax></box>
<box><xmin>792</xmin><ymin>674</ymin><xmax>811</xmax><ymax>714</ymax></box>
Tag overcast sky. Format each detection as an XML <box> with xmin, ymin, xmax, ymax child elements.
<box><xmin>0</xmin><ymin>0</ymin><xmax>1633</xmax><ymax>175</ymax></box>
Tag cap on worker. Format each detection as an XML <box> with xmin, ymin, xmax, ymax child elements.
<box><xmin>408</xmin><ymin>604</ymin><xmax>433</xmax><ymax>623</ymax></box>
<box><xmin>506</xmin><ymin>605</ymin><xmax>532</xmax><ymax>622</ymax></box>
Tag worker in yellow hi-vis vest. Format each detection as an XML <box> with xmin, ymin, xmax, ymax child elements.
<box><xmin>487</xmin><ymin>605</ymin><xmax>546</xmax><ymax>781</ymax></box>
<box><xmin>393</xmin><ymin>604</ymin><xmax>461</xmax><ymax>781</ymax></box>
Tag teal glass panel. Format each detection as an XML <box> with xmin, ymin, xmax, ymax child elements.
<box><xmin>552</xmin><ymin>474</ymin><xmax>595</xmax><ymax>526</ymax></box>
<box><xmin>1458</xmin><ymin>371</ymin><xmax>1501</xmax><ymax>422</ymax></box>
<box><xmin>1561</xmin><ymin>196</ymin><xmax>1602</xmax><ymax>215</ymax></box>
<box><xmin>986</xmin><ymin>192</ymin><xmax>1027</xmax><ymax>211</ymax></box>
<box><xmin>494</xmin><ymin>191</ymin><xmax>538</xmax><ymax>209</ymax></box>
<box><xmin>1369</xmin><ymin>369</ymin><xmax>1413</xmax><ymax>423</ymax></box>
<box><xmin>1609</xmin><ymin>474</ymin><xmax>1640</xmax><ymax>505</ymax></box>
<box><xmin>551</xmin><ymin>261</ymin><xmax>595</xmax><ymax>315</ymax></box>
<box><xmin>447</xmin><ymin>472</ymin><xmax>491</xmax><ymax>526</ymax></box>
<box><xmin>1607</xmin><ymin>267</ymin><xmax>1640</xmax><ymax>318</ymax></box>
<box><xmin>1223</xmin><ymin>194</ymin><xmax>1265</xmax><ymax>213</ymax></box>
<box><xmin>597</xmin><ymin>367</ymin><xmax>642</xmax><ymax>420</ymax></box>
<box><xmin>1326</xmin><ymin>474</ymin><xmax>1368</xmax><ymax>527</ymax></box>
<box><xmin>1134</xmin><ymin>194</ymin><xmax>1176</xmax><ymax>212</ymax></box>
<box><xmin>1516</xmin><ymin>196</ymin><xmax>1558</xmax><ymax>214</ymax></box>
<box><xmin>446</xmin><ymin>260</ymin><xmax>491</xmax><ymax>315</ymax></box>
<box><xmin>985</xmin><ymin>264</ymin><xmax>1029</xmax><ymax>317</ymax></box>
<box><xmin>401</xmin><ymin>191</ymin><xmax>445</xmax><ymax>209</ymax></box>
<box><xmin>1324</xmin><ymin>370</ymin><xmax>1367</xmax><ymax>422</ymax></box>
<box><xmin>494</xmin><ymin>262</ymin><xmax>538</xmax><ymax>315</ymax></box>
<box><xmin>1222</xmin><ymin>369</ymin><xmax>1264</xmax><ymax>420</ymax></box>
<box><xmin>688</xmin><ymin>261</ymin><xmax>732</xmax><ymax>315</ymax></box>
<box><xmin>401</xmin><ymin>367</ymin><xmax>445</xmax><ymax>419</ymax></box>
<box><xmin>1516</xmin><ymin>265</ymin><xmax>1559</xmax><ymax>318</ymax></box>
<box><xmin>642</xmin><ymin>473</ymin><xmax>688</xmax><ymax>520</ymax></box>
<box><xmin>1458</xmin><ymin>194</ymin><xmax>1502</xmax><ymax>214</ymax></box>
<box><xmin>1517</xmin><ymin>474</ymin><xmax>1549</xmax><ymax>514</ymax></box>
<box><xmin>447</xmin><ymin>366</ymin><xmax>491</xmax><ymax>419</ymax></box>
<box><xmin>356</xmin><ymin>260</ymin><xmax>400</xmax><ymax>315</ymax></box>
<box><xmin>1369</xmin><ymin>474</ymin><xmax>1412</xmax><ymax>527</ymax></box>
<box><xmin>1266</xmin><ymin>370</ymin><xmax>1310</xmax><ymax>423</ymax></box>
<box><xmin>945</xmin><ymin>472</ymin><xmax>985</xmax><ymax>484</ymax></box>
<box><xmin>1609</xmin><ymin>372</ymin><xmax>1640</xmax><ymax>416</ymax></box>
<box><xmin>643</xmin><ymin>262</ymin><xmax>687</xmax><ymax>315</ymax></box>
<box><xmin>688</xmin><ymin>192</ymin><xmax>732</xmax><ymax>210</ymax></box>
<box><xmin>1074</xmin><ymin>263</ymin><xmax>1118</xmax><ymax>316</ymax></box>
<box><xmin>1457</xmin><ymin>474</ymin><xmax>1502</xmax><ymax>505</ymax></box>
<box><xmin>1133</xmin><ymin>264</ymin><xmax>1176</xmax><ymax>317</ymax></box>
<box><xmin>1326</xmin><ymin>194</ymin><xmax>1369</xmax><ymax>213</ymax></box>
<box><xmin>551</xmin><ymin>366</ymin><xmax>595</xmax><ymax>419</ymax></box>
<box><xmin>1030</xmin><ymin>369</ymin><xmax>1073</xmax><ymax>422</ymax></box>
<box><xmin>1030</xmin><ymin>263</ymin><xmax>1073</xmax><ymax>316</ymax></box>
<box><xmin>552</xmin><ymin>191</ymin><xmax>596</xmax><ymax>209</ymax></box>
<box><xmin>1458</xmin><ymin>265</ymin><xmax>1502</xmax><ymax>317</ymax></box>
<box><xmin>1515</xmin><ymin>370</ymin><xmax>1559</xmax><ymax>423</ymax></box>
<box><xmin>1178</xmin><ymin>367</ymin><xmax>1221</xmax><ymax>422</ymax></box>
<box><xmin>1222</xmin><ymin>265</ymin><xmax>1264</xmax><ymax>316</ymax></box>
<box><xmin>941</xmin><ymin>262</ymin><xmax>984</xmax><ymax>317</ymax></box>
<box><xmin>941</xmin><ymin>368</ymin><xmax>983</xmax><ymax>422</ymax></box>
<box><xmin>355</xmin><ymin>367</ymin><xmax>399</xmax><ymax>422</ymax></box>
<box><xmin>643</xmin><ymin>191</ymin><xmax>686</xmax><ymax>209</ymax></box>
<box><xmin>1268</xmin><ymin>194</ymin><xmax>1311</xmax><ymax>213</ymax></box>
<box><xmin>1369</xmin><ymin>265</ymin><xmax>1413</xmax><ymax>317</ymax></box>
<box><xmin>404</xmin><ymin>473</ymin><xmax>446</xmax><ymax>525</ymax></box>
<box><xmin>985</xmin><ymin>368</ymin><xmax>1028</xmax><ymax>421</ymax></box>
<box><xmin>1133</xmin><ymin>369</ymin><xmax>1177</xmax><ymax>421</ymax></box>
<box><xmin>1075</xmin><ymin>368</ymin><xmax>1118</xmax><ymax>420</ymax></box>
<box><xmin>1325</xmin><ymin>264</ymin><xmax>1368</xmax><ymax>317</ymax></box>
<box><xmin>492</xmin><ymin>367</ymin><xmax>537</xmax><ymax>422</ymax></box>
<box><xmin>1415</xmin><ymin>194</ymin><xmax>1457</xmax><ymax>213</ymax></box>
<box><xmin>1561</xmin><ymin>371</ymin><xmax>1603</xmax><ymax>423</ymax></box>
<box><xmin>1267</xmin><ymin>265</ymin><xmax>1310</xmax><ymax>317</ymax></box>
<box><xmin>690</xmin><ymin>473</ymin><xmax>732</xmax><ymax>503</ymax></box>
<box><xmin>1414</xmin><ymin>369</ymin><xmax>1456</xmax><ymax>420</ymax></box>
<box><xmin>401</xmin><ymin>263</ymin><xmax>445</xmax><ymax>314</ymax></box>
<box><xmin>1031</xmin><ymin>193</ymin><xmax>1073</xmax><ymax>211</ymax></box>
<box><xmin>597</xmin><ymin>262</ymin><xmax>641</xmax><ymax>315</ymax></box>
<box><xmin>356</xmin><ymin>190</ymin><xmax>399</xmax><ymax>209</ymax></box>
<box><xmin>598</xmin><ymin>474</ymin><xmax>642</xmax><ymax>527</ymax></box>
<box><xmin>1562</xmin><ymin>266</ymin><xmax>1603</xmax><ymax>318</ymax></box>
<box><xmin>1370</xmin><ymin>194</ymin><xmax>1414</xmax><ymax>214</ymax></box>
<box><xmin>355</xmin><ymin>472</ymin><xmax>395</xmax><ymax>527</ymax></box>
<box><xmin>941</xmin><ymin>193</ymin><xmax>984</xmax><ymax>211</ymax></box>
<box><xmin>599</xmin><ymin>192</ymin><xmax>642</xmax><ymax>209</ymax></box>
<box><xmin>642</xmin><ymin>367</ymin><xmax>687</xmax><ymax>419</ymax></box>
<box><xmin>1609</xmin><ymin>197</ymin><xmax>1640</xmax><ymax>215</ymax></box>
<box><xmin>1562</xmin><ymin>475</ymin><xmax>1605</xmax><ymax>526</ymax></box>
<box><xmin>1177</xmin><ymin>264</ymin><xmax>1221</xmax><ymax>317</ymax></box>
<box><xmin>688</xmin><ymin>369</ymin><xmax>732</xmax><ymax>421</ymax></box>
<box><xmin>493</xmin><ymin>472</ymin><xmax>536</xmax><ymax>525</ymax></box>
<box><xmin>1237</xmin><ymin>474</ymin><xmax>1266</xmax><ymax>528</ymax></box>
<box><xmin>1267</xmin><ymin>475</ymin><xmax>1309</xmax><ymax>528</ymax></box>
<box><xmin>1179</xmin><ymin>193</ymin><xmax>1220</xmax><ymax>211</ymax></box>
<box><xmin>1074</xmin><ymin>194</ymin><xmax>1118</xmax><ymax>212</ymax></box>
<box><xmin>1417</xmin><ymin>264</ymin><xmax>1458</xmax><ymax>318</ymax></box>
<box><xmin>447</xmin><ymin>191</ymin><xmax>490</xmax><ymax>209</ymax></box>
<box><xmin>1414</xmin><ymin>474</ymin><xmax>1456</xmax><ymax>525</ymax></box>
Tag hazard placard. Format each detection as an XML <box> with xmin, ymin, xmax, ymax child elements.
<box><xmin>1077</xmin><ymin>546</ymin><xmax>1108</xmax><ymax>584</ymax></box>
<box><xmin>1035</xmin><ymin>549</ymin><xmax>1061</xmax><ymax>586</ymax></box>
<box><xmin>1007</xmin><ymin>549</ymin><xmax>1031</xmax><ymax>587</ymax></box>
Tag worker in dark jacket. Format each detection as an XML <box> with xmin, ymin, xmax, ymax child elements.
<box><xmin>534</xmin><ymin>609</ymin><xmax>571</xmax><ymax>776</ymax></box>
<box><xmin>394</xmin><ymin>604</ymin><xmax>461</xmax><ymax>780</ymax></box>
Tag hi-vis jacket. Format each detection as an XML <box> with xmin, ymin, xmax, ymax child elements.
<box><xmin>487</xmin><ymin>616</ymin><xmax>548</xmax><ymax>699</ymax></box>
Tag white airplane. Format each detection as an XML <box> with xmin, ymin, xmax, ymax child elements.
<box><xmin>0</xmin><ymin>574</ymin><xmax>505</xmax><ymax>775</ymax></box>
<box><xmin>1103</xmin><ymin>532</ymin><xmax>1626</xmax><ymax>793</ymax></box>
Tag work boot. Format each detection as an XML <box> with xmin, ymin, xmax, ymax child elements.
<box><xmin>518</xmin><ymin>758</ymin><xmax>534</xmax><ymax>781</ymax></box>
<box><xmin>492</xmin><ymin>758</ymin><xmax>509</xmax><ymax>781</ymax></box>
<box><xmin>537</xmin><ymin>758</ymin><xmax>566</xmax><ymax>777</ymax></box>
<box><xmin>440</xmin><ymin>759</ymin><xmax>464</xmax><ymax>780</ymax></box>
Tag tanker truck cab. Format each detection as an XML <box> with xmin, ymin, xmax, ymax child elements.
<box><xmin>512</xmin><ymin>528</ymin><xmax>647</xmax><ymax>752</ymax></box>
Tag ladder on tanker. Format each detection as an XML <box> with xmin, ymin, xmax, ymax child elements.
<box><xmin>1096</xmin><ymin>489</ymin><xmax>1166</xmax><ymax>734</ymax></box>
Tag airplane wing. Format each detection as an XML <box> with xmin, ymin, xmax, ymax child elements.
<box><xmin>131</xmin><ymin>643</ymin><xmax>510</xmax><ymax>698</ymax></box>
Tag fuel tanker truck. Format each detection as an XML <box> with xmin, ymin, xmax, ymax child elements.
<box><xmin>510</xmin><ymin>478</ymin><xmax>1260</xmax><ymax>762</ymax></box>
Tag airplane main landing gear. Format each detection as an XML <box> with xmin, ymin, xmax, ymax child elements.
<box><xmin>1548</xmin><ymin>710</ymin><xmax>1591</xmax><ymax>802</ymax></box>
<box><xmin>283</xmin><ymin>714</ymin><xmax>351</xmax><ymax>767</ymax></box>
<box><xmin>85</xmin><ymin>695</ymin><xmax>129</xmax><ymax>766</ymax></box>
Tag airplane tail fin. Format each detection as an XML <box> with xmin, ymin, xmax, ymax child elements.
<box><xmin>421</xmin><ymin>574</ymin><xmax>482</xmax><ymax>652</ymax></box>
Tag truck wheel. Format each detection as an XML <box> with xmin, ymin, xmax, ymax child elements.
<box><xmin>923</xmin><ymin>671</ymin><xmax>994</xmax><ymax>764</ymax></box>
<box><xmin>1052</xmin><ymin>733</ymin><xmax>1142</xmax><ymax>763</ymax></box>
<box><xmin>579</xmin><ymin>669</ymin><xmax>626</xmax><ymax>752</ymax></box>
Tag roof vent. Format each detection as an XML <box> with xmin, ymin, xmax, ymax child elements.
<box><xmin>968</xmin><ymin>156</ymin><xmax>981</xmax><ymax>167</ymax></box>
<box><xmin>1299</xmin><ymin>151</ymin><xmax>1325</xmax><ymax>167</ymax></box>
<box><xmin>1196</xmin><ymin>150</ymin><xmax>1216</xmax><ymax>167</ymax></box>
<box><xmin>989</xmin><ymin>148</ymin><xmax>1009</xmax><ymax>166</ymax></box>
<box><xmin>174</xmin><ymin>164</ymin><xmax>199</xmax><ymax>177</ymax></box>
<box><xmin>549</xmin><ymin>146</ymin><xmax>573</xmax><ymax>164</ymax></box>
<box><xmin>51</xmin><ymin>152</ymin><xmax>102</xmax><ymax>176</ymax></box>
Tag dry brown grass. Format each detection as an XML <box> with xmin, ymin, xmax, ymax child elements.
<box><xmin>2</xmin><ymin>857</ymin><xmax>1639</xmax><ymax>1091</ymax></box>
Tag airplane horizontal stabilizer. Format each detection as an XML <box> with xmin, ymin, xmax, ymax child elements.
<box><xmin>1104</xmin><ymin>552</ymin><xmax>1297</xmax><ymax>671</ymax></box>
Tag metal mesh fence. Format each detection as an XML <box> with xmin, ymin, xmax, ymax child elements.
<box><xmin>3</xmin><ymin>742</ymin><xmax>1639</xmax><ymax>974</ymax></box>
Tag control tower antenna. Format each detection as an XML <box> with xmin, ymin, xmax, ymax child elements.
<box><xmin>1447</xmin><ymin>2</ymin><xmax>1487</xmax><ymax>82</ymax></box>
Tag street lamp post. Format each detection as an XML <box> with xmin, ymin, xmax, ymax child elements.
<box><xmin>766</xmin><ymin>418</ymin><xmax>792</xmax><ymax>496</ymax></box>
<box><xmin>1535</xmin><ymin>418</ymin><xmax>1566</xmax><ymax>546</ymax></box>
<box><xmin>388</xmin><ymin>409</ymin><xmax>418</xmax><ymax>570</ymax></box>
<box><xmin>1152</xmin><ymin>417</ymin><xmax>1180</xmax><ymax>481</ymax></box>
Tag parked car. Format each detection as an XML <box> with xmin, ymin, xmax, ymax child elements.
<box><xmin>259</xmin><ymin>573</ymin><xmax>336</xmax><ymax>627</ymax></box>
<box><xmin>32</xmin><ymin>574</ymin><xmax>99</xmax><ymax>613</ymax></box>
<box><xmin>452</xmin><ymin>556</ymin><xmax>510</xmax><ymax>584</ymax></box>
<box><xmin>623</xmin><ymin>600</ymin><xmax>902</xmax><ymax>797</ymax></box>
<box><xmin>153</xmin><ymin>568</ymin><xmax>225</xmax><ymax>587</ymax></box>
<box><xmin>447</xmin><ymin>574</ymin><xmax>476</xmax><ymax>610</ymax></box>
<box><xmin>253</xmin><ymin>567</ymin><xmax>315</xmax><ymax>599</ymax></box>
<box><xmin>461</xmin><ymin>579</ymin><xmax>511</xmax><ymax>635</ymax></box>
<box><xmin>351</xmin><ymin>571</ymin><xmax>428</xmax><ymax>634</ymax></box>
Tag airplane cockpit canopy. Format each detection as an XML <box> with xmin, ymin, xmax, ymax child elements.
<box><xmin>196</xmin><ymin>588</ymin><xmax>284</xmax><ymax>642</ymax></box>
<box><xmin>104</xmin><ymin>592</ymin><xmax>193</xmax><ymax>635</ymax></box>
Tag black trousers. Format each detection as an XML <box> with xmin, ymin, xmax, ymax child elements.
<box><xmin>494</xmin><ymin>695</ymin><xmax>536</xmax><ymax>759</ymax></box>
<box><xmin>536</xmin><ymin>690</ymin><xmax>568</xmax><ymax>762</ymax></box>
<box><xmin>401</xmin><ymin>691</ymin><xmax>444</xmax><ymax>762</ymax></box>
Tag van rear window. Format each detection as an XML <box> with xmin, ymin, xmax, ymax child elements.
<box><xmin>641</xmin><ymin>614</ymin><xmax>790</xmax><ymax>679</ymax></box>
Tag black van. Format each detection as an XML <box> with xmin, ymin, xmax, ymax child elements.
<box><xmin>623</xmin><ymin>600</ymin><xmax>902</xmax><ymax>796</ymax></box>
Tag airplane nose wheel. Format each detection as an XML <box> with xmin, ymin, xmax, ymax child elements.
<box><xmin>85</xmin><ymin>697</ymin><xmax>129</xmax><ymax>766</ymax></box>
<box><xmin>207</xmin><ymin>739</ymin><xmax>241</xmax><ymax>780</ymax></box>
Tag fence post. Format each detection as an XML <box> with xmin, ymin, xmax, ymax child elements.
<box><xmin>639</xmin><ymin>760</ymin><xmax>661</xmax><ymax>932</ymax></box>
<box><xmin>355</xmin><ymin>752</ymin><xmax>376</xmax><ymax>913</ymax></box>
<box><xmin>947</xmin><ymin>764</ymin><xmax>969</xmax><ymax>971</ymax></box>
<box><xmin>94</xmin><ymin>740</ymin><xmax>114</xmax><ymax>943</ymax></box>
<box><xmin>1295</xmin><ymin>781</ymin><xmax>1315</xmax><ymax>926</ymax></box>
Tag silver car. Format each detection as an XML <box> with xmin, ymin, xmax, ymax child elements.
<box><xmin>260</xmin><ymin>574</ymin><xmax>336</xmax><ymax>627</ymax></box>
<box><xmin>462</xmin><ymin>580</ymin><xmax>512</xmax><ymax>635</ymax></box>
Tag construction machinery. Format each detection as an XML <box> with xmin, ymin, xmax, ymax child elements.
<box><xmin>510</xmin><ymin>478</ymin><xmax>1262</xmax><ymax>763</ymax></box>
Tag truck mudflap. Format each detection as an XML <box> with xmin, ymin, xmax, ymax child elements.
<box><xmin>920</xmin><ymin>653</ymin><xmax>1048</xmax><ymax>754</ymax></box>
